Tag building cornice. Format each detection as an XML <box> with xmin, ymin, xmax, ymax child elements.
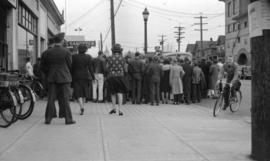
<box><xmin>40</xmin><ymin>0</ymin><xmax>64</xmax><ymax>25</ymax></box>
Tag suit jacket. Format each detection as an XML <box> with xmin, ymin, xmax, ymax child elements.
<box><xmin>128</xmin><ymin>58</ymin><xmax>144</xmax><ymax>80</ymax></box>
<box><xmin>182</xmin><ymin>63</ymin><xmax>193</xmax><ymax>82</ymax></box>
<box><xmin>147</xmin><ymin>62</ymin><xmax>163</xmax><ymax>83</ymax></box>
<box><xmin>41</xmin><ymin>45</ymin><xmax>72</xmax><ymax>83</ymax></box>
<box><xmin>71</xmin><ymin>53</ymin><xmax>94</xmax><ymax>81</ymax></box>
<box><xmin>92</xmin><ymin>56</ymin><xmax>106</xmax><ymax>75</ymax></box>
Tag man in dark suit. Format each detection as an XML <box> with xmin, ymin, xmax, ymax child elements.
<box><xmin>128</xmin><ymin>52</ymin><xmax>144</xmax><ymax>104</ymax></box>
<box><xmin>182</xmin><ymin>58</ymin><xmax>193</xmax><ymax>104</ymax></box>
<box><xmin>41</xmin><ymin>32</ymin><xmax>75</xmax><ymax>125</ymax></box>
<box><xmin>147</xmin><ymin>56</ymin><xmax>163</xmax><ymax>106</ymax></box>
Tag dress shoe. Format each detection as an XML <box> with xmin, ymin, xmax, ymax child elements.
<box><xmin>80</xmin><ymin>108</ymin><xmax>84</xmax><ymax>115</ymax></box>
<box><xmin>109</xmin><ymin>109</ymin><xmax>116</xmax><ymax>114</ymax></box>
<box><xmin>44</xmin><ymin>120</ymin><xmax>51</xmax><ymax>125</ymax></box>
<box><xmin>119</xmin><ymin>111</ymin><xmax>123</xmax><ymax>116</ymax></box>
<box><xmin>65</xmin><ymin>120</ymin><xmax>76</xmax><ymax>125</ymax></box>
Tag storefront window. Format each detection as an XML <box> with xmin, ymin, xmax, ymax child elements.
<box><xmin>18</xmin><ymin>2</ymin><xmax>37</xmax><ymax>35</ymax></box>
<box><xmin>18</xmin><ymin>26</ymin><xmax>37</xmax><ymax>73</ymax></box>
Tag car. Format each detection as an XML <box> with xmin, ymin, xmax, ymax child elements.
<box><xmin>238</xmin><ymin>65</ymin><xmax>251</xmax><ymax>80</ymax></box>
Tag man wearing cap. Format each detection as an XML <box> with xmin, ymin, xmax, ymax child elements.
<box><xmin>41</xmin><ymin>32</ymin><xmax>75</xmax><ymax>125</ymax></box>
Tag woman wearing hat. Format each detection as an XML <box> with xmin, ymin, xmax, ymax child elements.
<box><xmin>170</xmin><ymin>58</ymin><xmax>185</xmax><ymax>104</ymax></box>
<box><xmin>71</xmin><ymin>44</ymin><xmax>94</xmax><ymax>115</ymax></box>
<box><xmin>106</xmin><ymin>44</ymin><xmax>127</xmax><ymax>115</ymax></box>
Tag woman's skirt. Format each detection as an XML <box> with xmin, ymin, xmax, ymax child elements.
<box><xmin>72</xmin><ymin>79</ymin><xmax>90</xmax><ymax>99</ymax></box>
<box><xmin>106</xmin><ymin>76</ymin><xmax>128</xmax><ymax>95</ymax></box>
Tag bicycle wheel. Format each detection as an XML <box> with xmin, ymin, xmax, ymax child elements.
<box><xmin>230</xmin><ymin>90</ymin><xmax>242</xmax><ymax>113</ymax></box>
<box><xmin>31</xmin><ymin>81</ymin><xmax>44</xmax><ymax>99</ymax></box>
<box><xmin>10</xmin><ymin>88</ymin><xmax>23</xmax><ymax>122</ymax></box>
<box><xmin>16</xmin><ymin>84</ymin><xmax>35</xmax><ymax>120</ymax></box>
<box><xmin>0</xmin><ymin>90</ymin><xmax>17</xmax><ymax>128</ymax></box>
<box><xmin>213</xmin><ymin>94</ymin><xmax>224</xmax><ymax>117</ymax></box>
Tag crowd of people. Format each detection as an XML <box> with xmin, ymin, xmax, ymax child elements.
<box><xmin>35</xmin><ymin>32</ymin><xmax>240</xmax><ymax>125</ymax></box>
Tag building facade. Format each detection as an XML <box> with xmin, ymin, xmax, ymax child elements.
<box><xmin>219</xmin><ymin>0</ymin><xmax>251</xmax><ymax>65</ymax></box>
<box><xmin>193</xmin><ymin>40</ymin><xmax>217</xmax><ymax>61</ymax></box>
<box><xmin>0</xmin><ymin>0</ymin><xmax>64</xmax><ymax>72</ymax></box>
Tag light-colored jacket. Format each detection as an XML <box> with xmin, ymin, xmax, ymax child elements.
<box><xmin>169</xmin><ymin>64</ymin><xmax>185</xmax><ymax>94</ymax></box>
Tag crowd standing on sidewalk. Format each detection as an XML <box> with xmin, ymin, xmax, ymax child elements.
<box><xmin>36</xmin><ymin>32</ymin><xmax>232</xmax><ymax>125</ymax></box>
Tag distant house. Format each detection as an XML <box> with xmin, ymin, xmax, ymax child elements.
<box><xmin>216</xmin><ymin>35</ymin><xmax>225</xmax><ymax>60</ymax></box>
<box><xmin>194</xmin><ymin>38</ymin><xmax>217</xmax><ymax>61</ymax></box>
<box><xmin>185</xmin><ymin>44</ymin><xmax>196</xmax><ymax>56</ymax></box>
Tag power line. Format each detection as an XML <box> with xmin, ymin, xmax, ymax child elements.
<box><xmin>126</xmin><ymin>0</ymin><xmax>224</xmax><ymax>16</ymax></box>
<box><xmin>194</xmin><ymin>15</ymin><xmax>208</xmax><ymax>58</ymax></box>
<box><xmin>158</xmin><ymin>35</ymin><xmax>166</xmax><ymax>53</ymax></box>
<box><xmin>103</xmin><ymin>0</ymin><xmax>124</xmax><ymax>44</ymax></box>
<box><xmin>174</xmin><ymin>26</ymin><xmax>185</xmax><ymax>52</ymax></box>
<box><xmin>67</xmin><ymin>0</ymin><xmax>106</xmax><ymax>27</ymax></box>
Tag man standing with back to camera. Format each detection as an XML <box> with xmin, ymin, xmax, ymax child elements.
<box><xmin>41</xmin><ymin>32</ymin><xmax>75</xmax><ymax>125</ymax></box>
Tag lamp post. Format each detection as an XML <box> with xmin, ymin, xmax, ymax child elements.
<box><xmin>142</xmin><ymin>8</ymin><xmax>149</xmax><ymax>54</ymax></box>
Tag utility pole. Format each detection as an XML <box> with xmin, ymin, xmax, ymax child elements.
<box><xmin>65</xmin><ymin>0</ymin><xmax>67</xmax><ymax>33</ymax></box>
<box><xmin>159</xmin><ymin>35</ymin><xmax>166</xmax><ymax>53</ymax></box>
<box><xmin>249</xmin><ymin>1</ymin><xmax>270</xmax><ymax>160</ymax></box>
<box><xmin>174</xmin><ymin>26</ymin><xmax>185</xmax><ymax>52</ymax></box>
<box><xmin>194</xmin><ymin>15</ymin><xmax>208</xmax><ymax>58</ymax></box>
<box><xmin>100</xmin><ymin>33</ymin><xmax>103</xmax><ymax>52</ymax></box>
<box><xmin>110</xmin><ymin>0</ymin><xmax>116</xmax><ymax>47</ymax></box>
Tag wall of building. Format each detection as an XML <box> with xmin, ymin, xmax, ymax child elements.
<box><xmin>2</xmin><ymin>0</ymin><xmax>63</xmax><ymax>71</ymax></box>
<box><xmin>223</xmin><ymin>0</ymin><xmax>251</xmax><ymax>65</ymax></box>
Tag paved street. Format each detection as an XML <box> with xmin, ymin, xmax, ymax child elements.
<box><xmin>0</xmin><ymin>98</ymin><xmax>253</xmax><ymax>161</ymax></box>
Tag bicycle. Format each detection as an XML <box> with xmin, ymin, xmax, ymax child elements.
<box><xmin>213</xmin><ymin>80</ymin><xmax>242</xmax><ymax>117</ymax></box>
<box><xmin>7</xmin><ymin>70</ymin><xmax>36</xmax><ymax>120</ymax></box>
<box><xmin>30</xmin><ymin>77</ymin><xmax>45</xmax><ymax>99</ymax></box>
<box><xmin>0</xmin><ymin>73</ymin><xmax>18</xmax><ymax>128</ymax></box>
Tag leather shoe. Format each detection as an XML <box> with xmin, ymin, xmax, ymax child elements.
<box><xmin>80</xmin><ymin>108</ymin><xmax>84</xmax><ymax>115</ymax></box>
<box><xmin>44</xmin><ymin>120</ymin><xmax>51</xmax><ymax>125</ymax></box>
<box><xmin>65</xmin><ymin>120</ymin><xmax>76</xmax><ymax>125</ymax></box>
<box><xmin>109</xmin><ymin>109</ymin><xmax>116</xmax><ymax>114</ymax></box>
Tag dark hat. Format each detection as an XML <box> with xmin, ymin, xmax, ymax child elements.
<box><xmin>54</xmin><ymin>32</ymin><xmax>65</xmax><ymax>43</ymax></box>
<box><xmin>111</xmin><ymin>43</ymin><xmax>123</xmax><ymax>53</ymax></box>
<box><xmin>184</xmin><ymin>57</ymin><xmax>190</xmax><ymax>62</ymax></box>
<box><xmin>135</xmin><ymin>52</ymin><xmax>140</xmax><ymax>57</ymax></box>
<box><xmin>153</xmin><ymin>56</ymin><xmax>159</xmax><ymax>62</ymax></box>
<box><xmin>98</xmin><ymin>51</ymin><xmax>103</xmax><ymax>56</ymax></box>
<box><xmin>78</xmin><ymin>44</ymin><xmax>88</xmax><ymax>53</ymax></box>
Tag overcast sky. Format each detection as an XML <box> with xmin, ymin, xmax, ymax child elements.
<box><xmin>54</xmin><ymin>0</ymin><xmax>225</xmax><ymax>56</ymax></box>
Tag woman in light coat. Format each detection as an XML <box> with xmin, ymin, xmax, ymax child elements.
<box><xmin>170</xmin><ymin>59</ymin><xmax>185</xmax><ymax>104</ymax></box>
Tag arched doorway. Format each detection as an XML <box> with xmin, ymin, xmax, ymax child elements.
<box><xmin>238</xmin><ymin>53</ymin><xmax>248</xmax><ymax>65</ymax></box>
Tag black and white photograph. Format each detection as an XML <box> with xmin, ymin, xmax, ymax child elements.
<box><xmin>0</xmin><ymin>0</ymin><xmax>269</xmax><ymax>160</ymax></box>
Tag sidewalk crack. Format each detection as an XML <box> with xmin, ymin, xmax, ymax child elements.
<box><xmin>99</xmin><ymin>116</ymin><xmax>109</xmax><ymax>161</ymax></box>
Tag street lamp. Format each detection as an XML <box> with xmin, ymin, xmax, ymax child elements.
<box><xmin>142</xmin><ymin>8</ymin><xmax>149</xmax><ymax>54</ymax></box>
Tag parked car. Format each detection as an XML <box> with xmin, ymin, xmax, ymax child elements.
<box><xmin>238</xmin><ymin>65</ymin><xmax>251</xmax><ymax>80</ymax></box>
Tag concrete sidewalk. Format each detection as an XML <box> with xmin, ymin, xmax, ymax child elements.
<box><xmin>0</xmin><ymin>101</ymin><xmax>252</xmax><ymax>161</ymax></box>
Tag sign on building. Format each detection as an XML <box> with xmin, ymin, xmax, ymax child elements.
<box><xmin>248</xmin><ymin>0</ymin><xmax>270</xmax><ymax>38</ymax></box>
<box><xmin>66</xmin><ymin>41</ymin><xmax>96</xmax><ymax>48</ymax></box>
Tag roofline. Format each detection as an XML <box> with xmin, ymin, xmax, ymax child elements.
<box><xmin>40</xmin><ymin>0</ymin><xmax>65</xmax><ymax>25</ymax></box>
